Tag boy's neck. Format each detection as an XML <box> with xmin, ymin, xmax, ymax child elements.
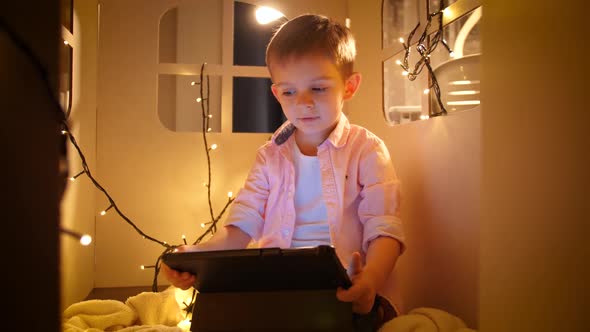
<box><xmin>294</xmin><ymin>128</ymin><xmax>332</xmax><ymax>156</ymax></box>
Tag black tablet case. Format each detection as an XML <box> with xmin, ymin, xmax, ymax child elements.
<box><xmin>162</xmin><ymin>245</ymin><xmax>352</xmax><ymax>293</ymax></box>
<box><xmin>162</xmin><ymin>245</ymin><xmax>355</xmax><ymax>332</ymax></box>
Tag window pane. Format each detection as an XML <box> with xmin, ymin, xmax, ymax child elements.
<box><xmin>383</xmin><ymin>48</ymin><xmax>429</xmax><ymax>125</ymax></box>
<box><xmin>233</xmin><ymin>1</ymin><xmax>283</xmax><ymax>66</ymax></box>
<box><xmin>233</xmin><ymin>77</ymin><xmax>285</xmax><ymax>133</ymax></box>
<box><xmin>159</xmin><ymin>0</ymin><xmax>222</xmax><ymax>64</ymax></box>
<box><xmin>59</xmin><ymin>40</ymin><xmax>73</xmax><ymax>117</ymax></box>
<box><xmin>61</xmin><ymin>0</ymin><xmax>73</xmax><ymax>33</ymax></box>
<box><xmin>158</xmin><ymin>74</ymin><xmax>222</xmax><ymax>132</ymax></box>
<box><xmin>429</xmin><ymin>7</ymin><xmax>481</xmax><ymax>114</ymax></box>
<box><xmin>382</xmin><ymin>0</ymin><xmax>420</xmax><ymax>49</ymax></box>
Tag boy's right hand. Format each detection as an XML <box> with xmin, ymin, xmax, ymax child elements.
<box><xmin>161</xmin><ymin>245</ymin><xmax>198</xmax><ymax>290</ymax></box>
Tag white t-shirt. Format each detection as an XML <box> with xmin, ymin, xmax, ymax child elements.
<box><xmin>290</xmin><ymin>144</ymin><xmax>331</xmax><ymax>248</ymax></box>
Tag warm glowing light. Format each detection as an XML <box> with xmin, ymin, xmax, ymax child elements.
<box><xmin>402</xmin><ymin>71</ymin><xmax>409</xmax><ymax>76</ymax></box>
<box><xmin>80</xmin><ymin>234</ymin><xmax>92</xmax><ymax>245</ymax></box>
<box><xmin>449</xmin><ymin>80</ymin><xmax>480</xmax><ymax>85</ymax></box>
<box><xmin>227</xmin><ymin>191</ymin><xmax>233</xmax><ymax>198</ymax></box>
<box><xmin>449</xmin><ymin>51</ymin><xmax>455</xmax><ymax>58</ymax></box>
<box><xmin>63</xmin><ymin>40</ymin><xmax>69</xmax><ymax>45</ymax></box>
<box><xmin>207</xmin><ymin>128</ymin><xmax>212</xmax><ymax>132</ymax></box>
<box><xmin>191</xmin><ymin>81</ymin><xmax>197</xmax><ymax>86</ymax></box>
<box><xmin>140</xmin><ymin>265</ymin><xmax>146</xmax><ymax>270</ymax></box>
<box><xmin>208</xmin><ymin>114</ymin><xmax>213</xmax><ymax>118</ymax></box>
<box><xmin>178</xmin><ymin>318</ymin><xmax>192</xmax><ymax>330</ymax></box>
<box><xmin>420</xmin><ymin>115</ymin><xmax>430</xmax><ymax>120</ymax></box>
<box><xmin>398</xmin><ymin>37</ymin><xmax>404</xmax><ymax>43</ymax></box>
<box><xmin>255</xmin><ymin>6</ymin><xmax>286</xmax><ymax>24</ymax></box>
<box><xmin>446</xmin><ymin>100</ymin><xmax>481</xmax><ymax>106</ymax></box>
<box><xmin>61</xmin><ymin>130</ymin><xmax>68</xmax><ymax>135</ymax></box>
<box><xmin>210</xmin><ymin>144</ymin><xmax>218</xmax><ymax>150</ymax></box>
<box><xmin>395</xmin><ymin>59</ymin><xmax>402</xmax><ymax>65</ymax></box>
<box><xmin>345</xmin><ymin>18</ymin><xmax>351</xmax><ymax>28</ymax></box>
<box><xmin>423</xmin><ymin>88</ymin><xmax>430</xmax><ymax>94</ymax></box>
<box><xmin>100</xmin><ymin>204</ymin><xmax>113</xmax><ymax>216</ymax></box>
<box><xmin>196</xmin><ymin>97</ymin><xmax>202</xmax><ymax>102</ymax></box>
<box><xmin>443</xmin><ymin>8</ymin><xmax>451</xmax><ymax>16</ymax></box>
<box><xmin>200</xmin><ymin>223</ymin><xmax>206</xmax><ymax>228</ymax></box>
<box><xmin>448</xmin><ymin>90</ymin><xmax>479</xmax><ymax>95</ymax></box>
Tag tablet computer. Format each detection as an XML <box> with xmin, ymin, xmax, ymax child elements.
<box><xmin>162</xmin><ymin>245</ymin><xmax>352</xmax><ymax>293</ymax></box>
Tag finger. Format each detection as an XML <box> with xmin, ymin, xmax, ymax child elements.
<box><xmin>348</xmin><ymin>252</ymin><xmax>363</xmax><ymax>278</ymax></box>
<box><xmin>336</xmin><ymin>284</ymin><xmax>363</xmax><ymax>302</ymax></box>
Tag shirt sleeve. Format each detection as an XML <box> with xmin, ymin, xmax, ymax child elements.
<box><xmin>223</xmin><ymin>147</ymin><xmax>269</xmax><ymax>241</ymax></box>
<box><xmin>357</xmin><ymin>138</ymin><xmax>406</xmax><ymax>254</ymax></box>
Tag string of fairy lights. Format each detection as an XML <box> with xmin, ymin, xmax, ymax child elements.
<box><xmin>63</xmin><ymin>63</ymin><xmax>234</xmax><ymax>298</ymax></box>
<box><xmin>2</xmin><ymin>18</ymin><xmax>228</xmax><ymax>316</ymax></box>
<box><xmin>395</xmin><ymin>0</ymin><xmax>453</xmax><ymax>117</ymax></box>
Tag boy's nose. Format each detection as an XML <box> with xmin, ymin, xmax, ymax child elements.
<box><xmin>296</xmin><ymin>91</ymin><xmax>313</xmax><ymax>107</ymax></box>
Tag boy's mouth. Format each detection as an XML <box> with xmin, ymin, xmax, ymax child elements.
<box><xmin>298</xmin><ymin>116</ymin><xmax>320</xmax><ymax>122</ymax></box>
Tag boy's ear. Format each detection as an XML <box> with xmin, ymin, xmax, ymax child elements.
<box><xmin>270</xmin><ymin>84</ymin><xmax>280</xmax><ymax>101</ymax></box>
<box><xmin>343</xmin><ymin>72</ymin><xmax>362</xmax><ymax>100</ymax></box>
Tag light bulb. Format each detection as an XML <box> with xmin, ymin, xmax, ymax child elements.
<box><xmin>402</xmin><ymin>71</ymin><xmax>409</xmax><ymax>76</ymax></box>
<box><xmin>63</xmin><ymin>40</ymin><xmax>69</xmax><ymax>45</ymax></box>
<box><xmin>228</xmin><ymin>191</ymin><xmax>233</xmax><ymax>198</ymax></box>
<box><xmin>191</xmin><ymin>81</ymin><xmax>197</xmax><ymax>86</ymax></box>
<box><xmin>420</xmin><ymin>115</ymin><xmax>430</xmax><ymax>120</ymax></box>
<box><xmin>207</xmin><ymin>128</ymin><xmax>212</xmax><ymax>132</ymax></box>
<box><xmin>423</xmin><ymin>88</ymin><xmax>430</xmax><ymax>94</ymax></box>
<box><xmin>196</xmin><ymin>97</ymin><xmax>202</xmax><ymax>102</ymax></box>
<box><xmin>208</xmin><ymin>114</ymin><xmax>213</xmax><ymax>118</ymax></box>
<box><xmin>200</xmin><ymin>223</ymin><xmax>206</xmax><ymax>228</ymax></box>
<box><xmin>395</xmin><ymin>59</ymin><xmax>402</xmax><ymax>65</ymax></box>
<box><xmin>80</xmin><ymin>234</ymin><xmax>92</xmax><ymax>245</ymax></box>
<box><xmin>398</xmin><ymin>37</ymin><xmax>404</xmax><ymax>43</ymax></box>
<box><xmin>255</xmin><ymin>6</ymin><xmax>285</xmax><ymax>24</ymax></box>
<box><xmin>210</xmin><ymin>144</ymin><xmax>218</xmax><ymax>150</ymax></box>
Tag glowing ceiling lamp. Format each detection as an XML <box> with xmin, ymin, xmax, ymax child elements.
<box><xmin>255</xmin><ymin>6</ymin><xmax>286</xmax><ymax>24</ymax></box>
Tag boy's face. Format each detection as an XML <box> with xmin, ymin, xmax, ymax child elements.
<box><xmin>270</xmin><ymin>54</ymin><xmax>360</xmax><ymax>143</ymax></box>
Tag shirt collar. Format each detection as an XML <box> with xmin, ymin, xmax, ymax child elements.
<box><xmin>271</xmin><ymin>113</ymin><xmax>351</xmax><ymax>148</ymax></box>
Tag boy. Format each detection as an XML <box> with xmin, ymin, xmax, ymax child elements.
<box><xmin>163</xmin><ymin>14</ymin><xmax>405</xmax><ymax>330</ymax></box>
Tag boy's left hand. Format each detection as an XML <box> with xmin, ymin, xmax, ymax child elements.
<box><xmin>336</xmin><ymin>251</ymin><xmax>377</xmax><ymax>314</ymax></box>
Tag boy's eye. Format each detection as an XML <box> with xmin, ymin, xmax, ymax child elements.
<box><xmin>282</xmin><ymin>89</ymin><xmax>295</xmax><ymax>96</ymax></box>
<box><xmin>312</xmin><ymin>87</ymin><xmax>328</xmax><ymax>92</ymax></box>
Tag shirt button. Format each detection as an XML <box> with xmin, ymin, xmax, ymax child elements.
<box><xmin>282</xmin><ymin>229</ymin><xmax>290</xmax><ymax>238</ymax></box>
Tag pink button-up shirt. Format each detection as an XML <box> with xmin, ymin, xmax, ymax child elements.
<box><xmin>225</xmin><ymin>114</ymin><xmax>405</xmax><ymax>271</ymax></box>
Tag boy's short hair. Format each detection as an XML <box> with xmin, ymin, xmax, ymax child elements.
<box><xmin>265</xmin><ymin>14</ymin><xmax>356</xmax><ymax>79</ymax></box>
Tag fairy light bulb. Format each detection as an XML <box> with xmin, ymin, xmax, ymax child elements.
<box><xmin>196</xmin><ymin>97</ymin><xmax>202</xmax><ymax>102</ymax></box>
<box><xmin>207</xmin><ymin>128</ymin><xmax>212</xmax><ymax>132</ymax></box>
<box><xmin>191</xmin><ymin>81</ymin><xmax>198</xmax><ymax>86</ymax></box>
<box><xmin>395</xmin><ymin>59</ymin><xmax>402</xmax><ymax>65</ymax></box>
<box><xmin>423</xmin><ymin>88</ymin><xmax>430</xmax><ymax>94</ymax></box>
<box><xmin>402</xmin><ymin>71</ymin><xmax>409</xmax><ymax>76</ymax></box>
<box><xmin>227</xmin><ymin>191</ymin><xmax>233</xmax><ymax>198</ymax></box>
<box><xmin>449</xmin><ymin>51</ymin><xmax>455</xmax><ymax>58</ymax></box>
<box><xmin>63</xmin><ymin>40</ymin><xmax>69</xmax><ymax>45</ymax></box>
<box><xmin>200</xmin><ymin>222</ymin><xmax>206</xmax><ymax>228</ymax></box>
<box><xmin>208</xmin><ymin>114</ymin><xmax>213</xmax><ymax>118</ymax></box>
<box><xmin>420</xmin><ymin>115</ymin><xmax>430</xmax><ymax>120</ymax></box>
<box><xmin>100</xmin><ymin>204</ymin><xmax>113</xmax><ymax>216</ymax></box>
<box><xmin>80</xmin><ymin>234</ymin><xmax>92</xmax><ymax>246</ymax></box>
<box><xmin>69</xmin><ymin>171</ymin><xmax>84</xmax><ymax>182</ymax></box>
<box><xmin>210</xmin><ymin>144</ymin><xmax>218</xmax><ymax>150</ymax></box>
<box><xmin>398</xmin><ymin>37</ymin><xmax>404</xmax><ymax>43</ymax></box>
